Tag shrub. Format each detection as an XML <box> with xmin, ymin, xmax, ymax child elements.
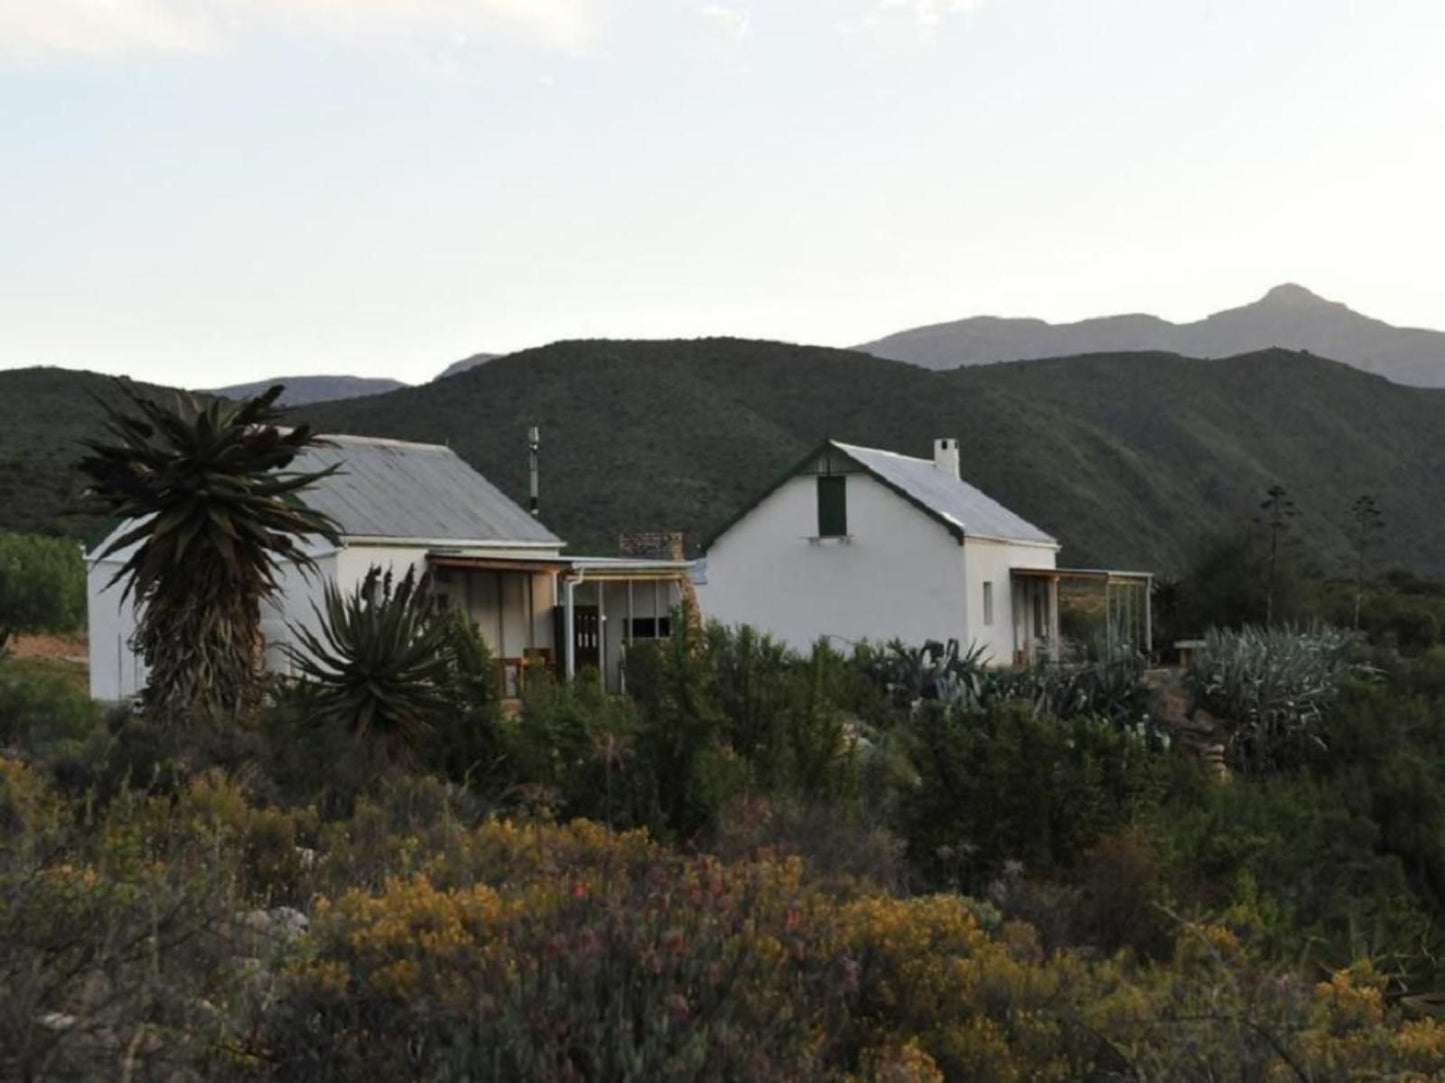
<box><xmin>272</xmin><ymin>828</ymin><xmax>853</xmax><ymax>1081</ymax></box>
<box><xmin>1153</xmin><ymin>771</ymin><xmax>1440</xmax><ymax>980</ymax></box>
<box><xmin>0</xmin><ymin>659</ymin><xmax>99</xmax><ymax>754</ymax></box>
<box><xmin>709</xmin><ymin>794</ymin><xmax>906</xmax><ymax>895</ymax></box>
<box><xmin>623</xmin><ymin>624</ymin><xmax>865</xmax><ymax>839</ymax></box>
<box><xmin>502</xmin><ymin>669</ymin><xmax>646</xmax><ymax>827</ymax></box>
<box><xmin>898</xmin><ymin>702</ymin><xmax>1174</xmax><ymax>893</ymax></box>
<box><xmin>0</xmin><ymin>532</ymin><xmax>84</xmax><ymax>656</ymax></box>
<box><xmin>1</xmin><ymin>763</ymin><xmax>1442</xmax><ymax>1082</ymax></box>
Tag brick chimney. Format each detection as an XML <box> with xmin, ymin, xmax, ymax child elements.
<box><xmin>933</xmin><ymin>438</ymin><xmax>960</xmax><ymax>480</ymax></box>
<box><xmin>618</xmin><ymin>531</ymin><xmax>686</xmax><ymax>561</ymax></box>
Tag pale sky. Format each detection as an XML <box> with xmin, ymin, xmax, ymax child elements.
<box><xmin>2</xmin><ymin>0</ymin><xmax>1442</xmax><ymax>386</ymax></box>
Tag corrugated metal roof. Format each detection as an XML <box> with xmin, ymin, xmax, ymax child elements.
<box><xmin>293</xmin><ymin>435</ymin><xmax>562</xmax><ymax>545</ymax></box>
<box><xmin>832</xmin><ymin>441</ymin><xmax>1057</xmax><ymax>546</ymax></box>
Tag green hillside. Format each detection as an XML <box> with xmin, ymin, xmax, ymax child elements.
<box><xmin>4</xmin><ymin>343</ymin><xmax>1443</xmax><ymax>574</ymax></box>
<box><xmin>0</xmin><ymin>368</ymin><xmax>186</xmax><ymax>540</ymax></box>
<box><xmin>301</xmin><ymin>340</ymin><xmax>1445</xmax><ymax>575</ymax></box>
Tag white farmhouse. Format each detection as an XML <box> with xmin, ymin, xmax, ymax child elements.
<box><xmin>696</xmin><ymin>438</ymin><xmax>1151</xmax><ymax>663</ymax></box>
<box><xmin>87</xmin><ymin>435</ymin><xmax>689</xmax><ymax>703</ymax></box>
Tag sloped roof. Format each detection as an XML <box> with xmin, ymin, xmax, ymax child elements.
<box><xmin>292</xmin><ymin>435</ymin><xmax>561</xmax><ymax>545</ymax></box>
<box><xmin>704</xmin><ymin>438</ymin><xmax>1057</xmax><ymax>550</ymax></box>
<box><xmin>87</xmin><ymin>433</ymin><xmax>560</xmax><ymax>565</ymax></box>
<box><xmin>831</xmin><ymin>441</ymin><xmax>1057</xmax><ymax>546</ymax></box>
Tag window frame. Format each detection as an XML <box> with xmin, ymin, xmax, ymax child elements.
<box><xmin>816</xmin><ymin>474</ymin><xmax>848</xmax><ymax>538</ymax></box>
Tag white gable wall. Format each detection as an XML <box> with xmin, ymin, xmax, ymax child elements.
<box><xmin>698</xmin><ymin>472</ymin><xmax>970</xmax><ymax>651</ymax></box>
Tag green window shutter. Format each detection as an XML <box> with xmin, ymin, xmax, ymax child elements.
<box><xmin>817</xmin><ymin>476</ymin><xmax>847</xmax><ymax>537</ymax></box>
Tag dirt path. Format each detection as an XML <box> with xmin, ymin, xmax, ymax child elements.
<box><xmin>8</xmin><ymin>633</ymin><xmax>89</xmax><ymax>665</ymax></box>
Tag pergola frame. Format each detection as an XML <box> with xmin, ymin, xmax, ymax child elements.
<box><xmin>427</xmin><ymin>552</ymin><xmax>691</xmax><ymax>684</ymax></box>
<box><xmin>1010</xmin><ymin>566</ymin><xmax>1154</xmax><ymax>659</ymax></box>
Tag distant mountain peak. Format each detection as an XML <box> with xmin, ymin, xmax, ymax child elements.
<box><xmin>1259</xmin><ymin>283</ymin><xmax>1330</xmax><ymax>306</ymax></box>
<box><xmin>204</xmin><ymin>375</ymin><xmax>407</xmax><ymax>406</ymax></box>
<box><xmin>436</xmin><ymin>352</ymin><xmax>501</xmax><ymax>381</ymax></box>
<box><xmin>858</xmin><ymin>283</ymin><xmax>1445</xmax><ymax>387</ymax></box>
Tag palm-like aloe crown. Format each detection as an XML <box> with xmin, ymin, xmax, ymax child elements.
<box><xmin>80</xmin><ymin>385</ymin><xmax>340</xmax><ymax>599</ymax></box>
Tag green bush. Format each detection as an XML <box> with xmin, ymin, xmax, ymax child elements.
<box><xmin>505</xmin><ymin>669</ymin><xmax>648</xmax><ymax>828</ymax></box>
<box><xmin>0</xmin><ymin>532</ymin><xmax>84</xmax><ymax>655</ymax></box>
<box><xmin>1154</xmin><ymin>772</ymin><xmax>1439</xmax><ymax>979</ymax></box>
<box><xmin>624</xmin><ymin>624</ymin><xmax>865</xmax><ymax>839</ymax></box>
<box><xmin>899</xmin><ymin>701</ymin><xmax>1175</xmax><ymax>893</ymax></box>
<box><xmin>0</xmin><ymin>660</ymin><xmax>98</xmax><ymax>754</ymax></box>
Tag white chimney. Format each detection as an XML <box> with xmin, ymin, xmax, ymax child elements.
<box><xmin>933</xmin><ymin>438</ymin><xmax>960</xmax><ymax>480</ymax></box>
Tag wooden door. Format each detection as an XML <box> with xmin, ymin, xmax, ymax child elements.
<box><xmin>553</xmin><ymin>604</ymin><xmax>600</xmax><ymax>674</ymax></box>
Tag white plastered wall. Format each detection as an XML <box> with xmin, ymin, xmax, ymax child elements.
<box><xmin>698</xmin><ymin>472</ymin><xmax>970</xmax><ymax>652</ymax></box>
<box><xmin>87</xmin><ymin>561</ymin><xmax>146</xmax><ymax>702</ymax></box>
<box><xmin>960</xmin><ymin>537</ymin><xmax>1057</xmax><ymax>664</ymax></box>
<box><xmin>260</xmin><ymin>551</ymin><xmax>341</xmax><ymax>678</ymax></box>
<box><xmin>86</xmin><ymin>534</ymin><xmax>565</xmax><ymax>702</ymax></box>
<box><xmin>88</xmin><ymin>545</ymin><xmax>341</xmax><ymax>702</ymax></box>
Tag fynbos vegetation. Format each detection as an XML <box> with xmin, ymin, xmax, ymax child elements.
<box><xmin>4</xmin><ymin>385</ymin><xmax>1445</xmax><ymax>1079</ymax></box>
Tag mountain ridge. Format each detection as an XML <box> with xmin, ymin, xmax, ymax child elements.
<box><xmin>206</xmin><ymin>375</ymin><xmax>407</xmax><ymax>405</ymax></box>
<box><xmin>857</xmin><ymin>284</ymin><xmax>1445</xmax><ymax>388</ymax></box>
<box><xmin>4</xmin><ymin>342</ymin><xmax>1441</xmax><ymax>577</ymax></box>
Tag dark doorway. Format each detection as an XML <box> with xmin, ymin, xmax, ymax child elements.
<box><xmin>553</xmin><ymin>604</ymin><xmax>600</xmax><ymax>674</ymax></box>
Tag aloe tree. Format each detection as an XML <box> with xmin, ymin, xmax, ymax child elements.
<box><xmin>1259</xmin><ymin>484</ymin><xmax>1297</xmax><ymax>626</ymax></box>
<box><xmin>1347</xmin><ymin>493</ymin><xmax>1384</xmax><ymax>629</ymax></box>
<box><xmin>284</xmin><ymin>566</ymin><xmax>460</xmax><ymax>754</ymax></box>
<box><xmin>78</xmin><ymin>386</ymin><xmax>339</xmax><ymax>722</ymax></box>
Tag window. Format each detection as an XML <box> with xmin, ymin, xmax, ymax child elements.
<box><xmin>817</xmin><ymin>475</ymin><xmax>847</xmax><ymax>537</ymax></box>
<box><xmin>629</xmin><ymin>616</ymin><xmax>672</xmax><ymax>639</ymax></box>
<box><xmin>982</xmin><ymin>581</ymin><xmax>994</xmax><ymax>626</ymax></box>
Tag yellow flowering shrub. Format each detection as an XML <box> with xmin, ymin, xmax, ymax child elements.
<box><xmin>5</xmin><ymin>761</ymin><xmax>1444</xmax><ymax>1082</ymax></box>
<box><xmin>283</xmin><ymin>827</ymin><xmax>850</xmax><ymax>1080</ymax></box>
<box><xmin>0</xmin><ymin>755</ymin><xmax>62</xmax><ymax>844</ymax></box>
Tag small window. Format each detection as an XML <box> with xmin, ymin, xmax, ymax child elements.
<box><xmin>817</xmin><ymin>475</ymin><xmax>847</xmax><ymax>537</ymax></box>
<box><xmin>982</xmin><ymin>581</ymin><xmax>994</xmax><ymax>626</ymax></box>
<box><xmin>629</xmin><ymin>616</ymin><xmax>672</xmax><ymax>639</ymax></box>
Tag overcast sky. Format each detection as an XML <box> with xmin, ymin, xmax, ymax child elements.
<box><xmin>2</xmin><ymin>0</ymin><xmax>1442</xmax><ymax>386</ymax></box>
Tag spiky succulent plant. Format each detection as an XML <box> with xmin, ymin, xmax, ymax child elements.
<box><xmin>285</xmin><ymin>566</ymin><xmax>460</xmax><ymax>751</ymax></box>
<box><xmin>78</xmin><ymin>385</ymin><xmax>339</xmax><ymax>722</ymax></box>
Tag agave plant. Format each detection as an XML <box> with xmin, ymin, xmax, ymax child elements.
<box><xmin>285</xmin><ymin>566</ymin><xmax>460</xmax><ymax>752</ymax></box>
<box><xmin>865</xmin><ymin>638</ymin><xmax>1161</xmax><ymax>741</ymax></box>
<box><xmin>78</xmin><ymin>385</ymin><xmax>339</xmax><ymax>722</ymax></box>
<box><xmin>868</xmin><ymin>638</ymin><xmax>991</xmax><ymax>710</ymax></box>
<box><xmin>1186</xmin><ymin>624</ymin><xmax>1370</xmax><ymax>774</ymax></box>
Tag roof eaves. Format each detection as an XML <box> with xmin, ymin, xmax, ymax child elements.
<box><xmin>349</xmin><ymin>535</ymin><xmax>564</xmax><ymax>549</ymax></box>
<box><xmin>964</xmin><ymin>532</ymin><xmax>1061</xmax><ymax>549</ymax></box>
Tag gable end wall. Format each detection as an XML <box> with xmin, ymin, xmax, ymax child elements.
<box><xmin>698</xmin><ymin>472</ymin><xmax>969</xmax><ymax>651</ymax></box>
